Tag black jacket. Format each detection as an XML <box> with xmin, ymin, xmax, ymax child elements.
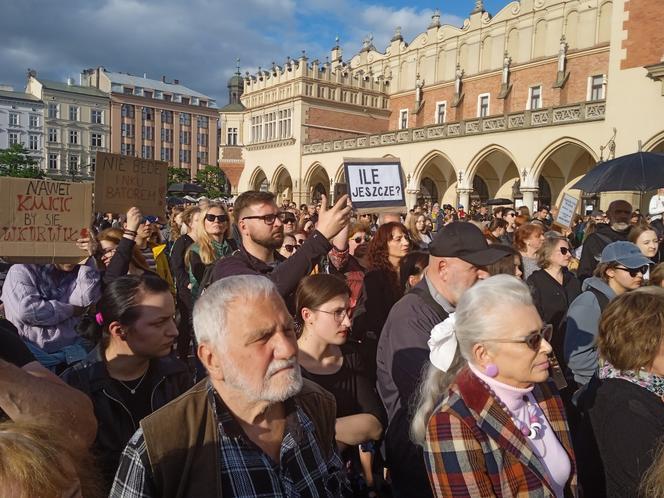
<box><xmin>589</xmin><ymin>378</ymin><xmax>664</xmax><ymax>498</ymax></box>
<box><xmin>527</xmin><ymin>268</ymin><xmax>581</xmax><ymax>368</ymax></box>
<box><xmin>578</xmin><ymin>224</ymin><xmax>629</xmax><ymax>281</ymax></box>
<box><xmin>61</xmin><ymin>346</ymin><xmax>193</xmax><ymax>487</ymax></box>
<box><xmin>210</xmin><ymin>229</ymin><xmax>332</xmax><ymax>299</ymax></box>
<box><xmin>168</xmin><ymin>234</ymin><xmax>194</xmax><ymax>311</ymax></box>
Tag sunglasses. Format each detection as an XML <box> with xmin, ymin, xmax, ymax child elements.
<box><xmin>142</xmin><ymin>215</ymin><xmax>159</xmax><ymax>224</ymax></box>
<box><xmin>241</xmin><ymin>212</ymin><xmax>289</xmax><ymax>225</ymax></box>
<box><xmin>615</xmin><ymin>265</ymin><xmax>648</xmax><ymax>277</ymax></box>
<box><xmin>282</xmin><ymin>215</ymin><xmax>296</xmax><ymax>224</ymax></box>
<box><xmin>205</xmin><ymin>214</ymin><xmax>229</xmax><ymax>223</ymax></box>
<box><xmin>506</xmin><ymin>212</ymin><xmax>516</xmax><ymax>217</ymax></box>
<box><xmin>295</xmin><ymin>238</ymin><xmax>306</xmax><ymax>245</ymax></box>
<box><xmin>352</xmin><ymin>235</ymin><xmax>370</xmax><ymax>244</ymax></box>
<box><xmin>560</xmin><ymin>246</ymin><xmax>570</xmax><ymax>255</ymax></box>
<box><xmin>484</xmin><ymin>324</ymin><xmax>553</xmax><ymax>352</ymax></box>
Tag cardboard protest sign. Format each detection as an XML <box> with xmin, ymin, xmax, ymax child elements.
<box><xmin>94</xmin><ymin>152</ymin><xmax>168</xmax><ymax>216</ymax></box>
<box><xmin>555</xmin><ymin>193</ymin><xmax>579</xmax><ymax>228</ymax></box>
<box><xmin>0</xmin><ymin>177</ymin><xmax>93</xmax><ymax>263</ymax></box>
<box><xmin>344</xmin><ymin>158</ymin><xmax>406</xmax><ymax>212</ymax></box>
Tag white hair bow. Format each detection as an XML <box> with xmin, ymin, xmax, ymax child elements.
<box><xmin>428</xmin><ymin>313</ymin><xmax>457</xmax><ymax>372</ymax></box>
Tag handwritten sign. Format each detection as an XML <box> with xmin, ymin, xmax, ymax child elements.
<box><xmin>95</xmin><ymin>152</ymin><xmax>168</xmax><ymax>216</ymax></box>
<box><xmin>0</xmin><ymin>177</ymin><xmax>93</xmax><ymax>263</ymax></box>
<box><xmin>555</xmin><ymin>193</ymin><xmax>579</xmax><ymax>228</ymax></box>
<box><xmin>344</xmin><ymin>158</ymin><xmax>406</xmax><ymax>211</ymax></box>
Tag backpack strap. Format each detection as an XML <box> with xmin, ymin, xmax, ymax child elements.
<box><xmin>408</xmin><ymin>285</ymin><xmax>447</xmax><ymax>320</ymax></box>
<box><xmin>587</xmin><ymin>286</ymin><xmax>610</xmax><ymax>312</ymax></box>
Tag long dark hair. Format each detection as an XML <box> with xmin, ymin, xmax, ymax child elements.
<box><xmin>95</xmin><ymin>274</ymin><xmax>170</xmax><ymax>348</ymax></box>
<box><xmin>367</xmin><ymin>222</ymin><xmax>409</xmax><ymax>299</ymax></box>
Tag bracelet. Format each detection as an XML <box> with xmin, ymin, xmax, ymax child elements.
<box><xmin>123</xmin><ymin>229</ymin><xmax>137</xmax><ymax>236</ymax></box>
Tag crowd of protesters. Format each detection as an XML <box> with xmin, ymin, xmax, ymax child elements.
<box><xmin>0</xmin><ymin>190</ymin><xmax>663</xmax><ymax>498</ymax></box>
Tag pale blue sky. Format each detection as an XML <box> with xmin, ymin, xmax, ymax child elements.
<box><xmin>0</xmin><ymin>0</ymin><xmax>510</xmax><ymax>104</ymax></box>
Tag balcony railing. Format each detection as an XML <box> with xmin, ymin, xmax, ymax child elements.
<box><xmin>302</xmin><ymin>101</ymin><xmax>605</xmax><ymax>155</ymax></box>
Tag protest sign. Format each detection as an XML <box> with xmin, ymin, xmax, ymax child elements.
<box><xmin>344</xmin><ymin>158</ymin><xmax>406</xmax><ymax>212</ymax></box>
<box><xmin>0</xmin><ymin>177</ymin><xmax>93</xmax><ymax>263</ymax></box>
<box><xmin>555</xmin><ymin>193</ymin><xmax>579</xmax><ymax>228</ymax></box>
<box><xmin>94</xmin><ymin>152</ymin><xmax>168</xmax><ymax>216</ymax></box>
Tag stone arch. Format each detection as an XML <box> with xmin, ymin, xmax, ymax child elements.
<box><xmin>303</xmin><ymin>162</ymin><xmax>330</xmax><ymax>203</ymax></box>
<box><xmin>598</xmin><ymin>1</ymin><xmax>612</xmax><ymax>43</ymax></box>
<box><xmin>533</xmin><ymin>19</ymin><xmax>547</xmax><ymax>58</ymax></box>
<box><xmin>334</xmin><ymin>163</ymin><xmax>346</xmax><ymax>184</ymax></box>
<box><xmin>642</xmin><ymin>130</ymin><xmax>664</xmax><ymax>152</ymax></box>
<box><xmin>271</xmin><ymin>165</ymin><xmax>293</xmax><ymax>203</ymax></box>
<box><xmin>248</xmin><ymin>166</ymin><xmax>269</xmax><ymax>191</ymax></box>
<box><xmin>532</xmin><ymin>137</ymin><xmax>599</xmax><ymax>208</ymax></box>
<box><xmin>565</xmin><ymin>10</ymin><xmax>579</xmax><ymax>49</ymax></box>
<box><xmin>412</xmin><ymin>150</ymin><xmax>458</xmax><ymax>206</ymax></box>
<box><xmin>467</xmin><ymin>145</ymin><xmax>521</xmax><ymax>202</ymax></box>
<box><xmin>481</xmin><ymin>35</ymin><xmax>494</xmax><ymax>71</ymax></box>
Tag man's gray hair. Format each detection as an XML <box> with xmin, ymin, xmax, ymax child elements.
<box><xmin>193</xmin><ymin>275</ymin><xmax>279</xmax><ymax>347</ymax></box>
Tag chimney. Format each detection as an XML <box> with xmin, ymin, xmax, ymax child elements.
<box><xmin>161</xmin><ymin>75</ymin><xmax>166</xmax><ymax>83</ymax></box>
<box><xmin>174</xmin><ymin>79</ymin><xmax>179</xmax><ymax>85</ymax></box>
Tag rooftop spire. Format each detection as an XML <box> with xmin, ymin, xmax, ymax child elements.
<box><xmin>235</xmin><ymin>58</ymin><xmax>241</xmax><ymax>76</ymax></box>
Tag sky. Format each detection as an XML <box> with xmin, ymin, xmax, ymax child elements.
<box><xmin>0</xmin><ymin>0</ymin><xmax>509</xmax><ymax>105</ymax></box>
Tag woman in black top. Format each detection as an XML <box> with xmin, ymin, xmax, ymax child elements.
<box><xmin>296</xmin><ymin>274</ymin><xmax>385</xmax><ymax>496</ymax></box>
<box><xmin>590</xmin><ymin>287</ymin><xmax>664</xmax><ymax>498</ymax></box>
<box><xmin>527</xmin><ymin>235</ymin><xmax>581</xmax><ymax>373</ymax></box>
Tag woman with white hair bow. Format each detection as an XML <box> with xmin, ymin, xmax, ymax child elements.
<box><xmin>411</xmin><ymin>275</ymin><xmax>578</xmax><ymax>497</ymax></box>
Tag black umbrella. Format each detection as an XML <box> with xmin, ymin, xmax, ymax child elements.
<box><xmin>167</xmin><ymin>182</ymin><xmax>206</xmax><ymax>195</ymax></box>
<box><xmin>167</xmin><ymin>196</ymin><xmax>186</xmax><ymax>206</ymax></box>
<box><xmin>570</xmin><ymin>152</ymin><xmax>664</xmax><ymax>193</ymax></box>
<box><xmin>485</xmin><ymin>197</ymin><xmax>513</xmax><ymax>206</ymax></box>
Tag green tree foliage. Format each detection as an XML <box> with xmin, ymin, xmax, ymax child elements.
<box><xmin>195</xmin><ymin>165</ymin><xmax>227</xmax><ymax>199</ymax></box>
<box><xmin>0</xmin><ymin>143</ymin><xmax>44</xmax><ymax>178</ymax></box>
<box><xmin>168</xmin><ymin>166</ymin><xmax>190</xmax><ymax>185</ymax></box>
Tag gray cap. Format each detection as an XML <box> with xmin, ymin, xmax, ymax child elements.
<box><xmin>600</xmin><ymin>241</ymin><xmax>653</xmax><ymax>268</ymax></box>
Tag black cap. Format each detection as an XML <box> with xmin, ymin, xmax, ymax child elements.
<box><xmin>429</xmin><ymin>222</ymin><xmax>508</xmax><ymax>266</ymax></box>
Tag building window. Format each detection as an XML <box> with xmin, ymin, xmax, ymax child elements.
<box><xmin>399</xmin><ymin>109</ymin><xmax>408</xmax><ymax>130</ymax></box>
<box><xmin>141</xmin><ymin>145</ymin><xmax>154</xmax><ymax>159</ymax></box>
<box><xmin>197</xmin><ymin>116</ymin><xmax>209</xmax><ymax>128</ymax></box>
<box><xmin>528</xmin><ymin>86</ymin><xmax>542</xmax><ymax>110</ymax></box>
<box><xmin>48</xmin><ymin>103</ymin><xmax>59</xmax><ymax>119</ymax></box>
<box><xmin>89</xmin><ymin>156</ymin><xmax>96</xmax><ymax>172</ymax></box>
<box><xmin>144</xmin><ymin>91</ymin><xmax>153</xmax><ymax>99</ymax></box>
<box><xmin>69</xmin><ymin>130</ymin><xmax>79</xmax><ymax>145</ymax></box>
<box><xmin>28</xmin><ymin>134</ymin><xmax>39</xmax><ymax>151</ymax></box>
<box><xmin>180</xmin><ymin>131</ymin><xmax>190</xmax><ymax>145</ymax></box>
<box><xmin>68</xmin><ymin>154</ymin><xmax>79</xmax><ymax>171</ymax></box>
<box><xmin>589</xmin><ymin>75</ymin><xmax>605</xmax><ymax>101</ymax></box>
<box><xmin>29</xmin><ymin>114</ymin><xmax>39</xmax><ymax>128</ymax></box>
<box><xmin>180</xmin><ymin>113</ymin><xmax>191</xmax><ymax>125</ymax></box>
<box><xmin>161</xmin><ymin>128</ymin><xmax>173</xmax><ymax>143</ymax></box>
<box><xmin>48</xmin><ymin>128</ymin><xmax>58</xmax><ymax>143</ymax></box>
<box><xmin>123</xmin><ymin>87</ymin><xmax>133</xmax><ymax>95</ymax></box>
<box><xmin>121</xmin><ymin>143</ymin><xmax>135</xmax><ymax>156</ymax></box>
<box><xmin>91</xmin><ymin>110</ymin><xmax>103</xmax><ymax>124</ymax></box>
<box><xmin>69</xmin><ymin>106</ymin><xmax>79</xmax><ymax>121</ymax></box>
<box><xmin>121</xmin><ymin>123</ymin><xmax>135</xmax><ymax>138</ymax></box>
<box><xmin>91</xmin><ymin>133</ymin><xmax>103</xmax><ymax>147</ymax></box>
<box><xmin>478</xmin><ymin>93</ymin><xmax>490</xmax><ymax>118</ymax></box>
<box><xmin>197</xmin><ymin>151</ymin><xmax>208</xmax><ymax>164</ymax></box>
<box><xmin>161</xmin><ymin>147</ymin><xmax>173</xmax><ymax>161</ymax></box>
<box><xmin>121</xmin><ymin>104</ymin><xmax>135</xmax><ymax>118</ymax></box>
<box><xmin>8</xmin><ymin>132</ymin><xmax>19</xmax><ymax>146</ymax></box>
<box><xmin>142</xmin><ymin>126</ymin><xmax>154</xmax><ymax>140</ymax></box>
<box><xmin>435</xmin><ymin>102</ymin><xmax>447</xmax><ymax>124</ymax></box>
<box><xmin>251</xmin><ymin>116</ymin><xmax>263</xmax><ymax>143</ymax></box>
<box><xmin>227</xmin><ymin>127</ymin><xmax>238</xmax><ymax>145</ymax></box>
<box><xmin>8</xmin><ymin>113</ymin><xmax>19</xmax><ymax>126</ymax></box>
<box><xmin>197</xmin><ymin>133</ymin><xmax>208</xmax><ymax>146</ymax></box>
<box><xmin>48</xmin><ymin>153</ymin><xmax>58</xmax><ymax>169</ymax></box>
<box><xmin>161</xmin><ymin>110</ymin><xmax>173</xmax><ymax>123</ymax></box>
<box><xmin>179</xmin><ymin>149</ymin><xmax>191</xmax><ymax>163</ymax></box>
<box><xmin>142</xmin><ymin>107</ymin><xmax>154</xmax><ymax>121</ymax></box>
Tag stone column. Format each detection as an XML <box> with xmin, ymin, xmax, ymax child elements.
<box><xmin>521</xmin><ymin>188</ymin><xmax>538</xmax><ymax>214</ymax></box>
<box><xmin>457</xmin><ymin>188</ymin><xmax>473</xmax><ymax>211</ymax></box>
<box><xmin>406</xmin><ymin>188</ymin><xmax>420</xmax><ymax>210</ymax></box>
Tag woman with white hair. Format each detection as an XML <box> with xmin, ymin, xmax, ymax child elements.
<box><xmin>411</xmin><ymin>275</ymin><xmax>577</xmax><ymax>497</ymax></box>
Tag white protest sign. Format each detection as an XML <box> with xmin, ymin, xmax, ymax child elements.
<box><xmin>344</xmin><ymin>158</ymin><xmax>406</xmax><ymax>211</ymax></box>
<box><xmin>555</xmin><ymin>193</ymin><xmax>579</xmax><ymax>228</ymax></box>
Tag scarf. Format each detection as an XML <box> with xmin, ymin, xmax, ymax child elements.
<box><xmin>599</xmin><ymin>360</ymin><xmax>664</xmax><ymax>400</ymax></box>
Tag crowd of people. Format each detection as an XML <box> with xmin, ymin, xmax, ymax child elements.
<box><xmin>0</xmin><ymin>190</ymin><xmax>663</xmax><ymax>498</ymax></box>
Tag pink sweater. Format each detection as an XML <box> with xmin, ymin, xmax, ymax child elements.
<box><xmin>469</xmin><ymin>363</ymin><xmax>571</xmax><ymax>497</ymax></box>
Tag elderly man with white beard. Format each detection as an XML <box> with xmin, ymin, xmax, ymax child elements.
<box><xmin>111</xmin><ymin>275</ymin><xmax>351</xmax><ymax>498</ymax></box>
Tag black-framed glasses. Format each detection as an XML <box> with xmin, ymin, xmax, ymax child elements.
<box><xmin>615</xmin><ymin>265</ymin><xmax>648</xmax><ymax>277</ymax></box>
<box><xmin>352</xmin><ymin>235</ymin><xmax>370</xmax><ymax>244</ymax></box>
<box><xmin>283</xmin><ymin>244</ymin><xmax>297</xmax><ymax>253</ymax></box>
<box><xmin>484</xmin><ymin>324</ymin><xmax>553</xmax><ymax>352</ymax></box>
<box><xmin>282</xmin><ymin>214</ymin><xmax>296</xmax><ymax>224</ymax></box>
<box><xmin>311</xmin><ymin>307</ymin><xmax>351</xmax><ymax>323</ymax></box>
<box><xmin>506</xmin><ymin>211</ymin><xmax>516</xmax><ymax>217</ymax></box>
<box><xmin>205</xmin><ymin>214</ymin><xmax>228</xmax><ymax>223</ymax></box>
<box><xmin>142</xmin><ymin>215</ymin><xmax>159</xmax><ymax>224</ymax></box>
<box><xmin>560</xmin><ymin>246</ymin><xmax>570</xmax><ymax>255</ymax></box>
<box><xmin>241</xmin><ymin>212</ymin><xmax>288</xmax><ymax>225</ymax></box>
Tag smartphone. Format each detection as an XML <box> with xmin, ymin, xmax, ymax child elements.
<box><xmin>334</xmin><ymin>183</ymin><xmax>348</xmax><ymax>199</ymax></box>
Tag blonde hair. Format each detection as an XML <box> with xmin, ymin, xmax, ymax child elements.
<box><xmin>640</xmin><ymin>440</ymin><xmax>664</xmax><ymax>498</ymax></box>
<box><xmin>0</xmin><ymin>421</ymin><xmax>103</xmax><ymax>498</ymax></box>
<box><xmin>186</xmin><ymin>202</ymin><xmax>230</xmax><ymax>265</ymax></box>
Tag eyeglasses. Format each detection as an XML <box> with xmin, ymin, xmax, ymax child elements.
<box><xmin>283</xmin><ymin>244</ymin><xmax>298</xmax><ymax>253</ymax></box>
<box><xmin>205</xmin><ymin>214</ymin><xmax>228</xmax><ymax>223</ymax></box>
<box><xmin>560</xmin><ymin>246</ymin><xmax>570</xmax><ymax>255</ymax></box>
<box><xmin>615</xmin><ymin>265</ymin><xmax>648</xmax><ymax>277</ymax></box>
<box><xmin>483</xmin><ymin>324</ymin><xmax>553</xmax><ymax>352</ymax></box>
<box><xmin>351</xmin><ymin>235</ymin><xmax>370</xmax><ymax>244</ymax></box>
<box><xmin>295</xmin><ymin>238</ymin><xmax>306</xmax><ymax>245</ymax></box>
<box><xmin>311</xmin><ymin>307</ymin><xmax>351</xmax><ymax>323</ymax></box>
<box><xmin>241</xmin><ymin>212</ymin><xmax>288</xmax><ymax>225</ymax></box>
<box><xmin>282</xmin><ymin>215</ymin><xmax>296</xmax><ymax>224</ymax></box>
<box><xmin>142</xmin><ymin>215</ymin><xmax>159</xmax><ymax>224</ymax></box>
<box><xmin>506</xmin><ymin>212</ymin><xmax>516</xmax><ymax>217</ymax></box>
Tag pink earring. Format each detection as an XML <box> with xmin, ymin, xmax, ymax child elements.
<box><xmin>485</xmin><ymin>364</ymin><xmax>499</xmax><ymax>378</ymax></box>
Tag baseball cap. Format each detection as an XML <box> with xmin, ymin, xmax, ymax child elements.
<box><xmin>429</xmin><ymin>222</ymin><xmax>508</xmax><ymax>266</ymax></box>
<box><xmin>600</xmin><ymin>241</ymin><xmax>653</xmax><ymax>268</ymax></box>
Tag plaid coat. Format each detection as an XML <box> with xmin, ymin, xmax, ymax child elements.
<box><xmin>424</xmin><ymin>367</ymin><xmax>578</xmax><ymax>497</ymax></box>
